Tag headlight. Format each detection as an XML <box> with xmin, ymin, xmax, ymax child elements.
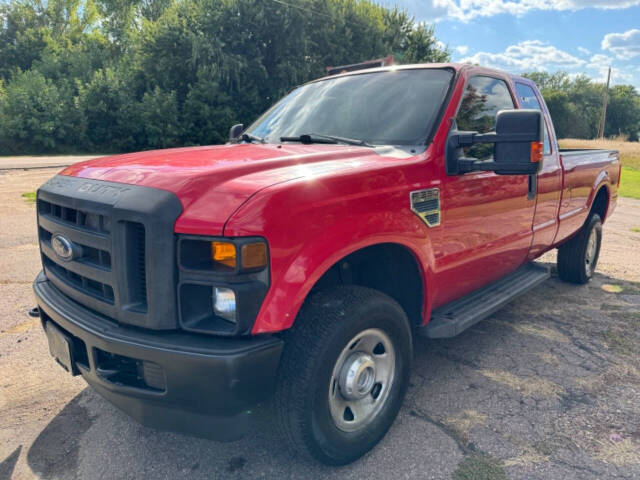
<box><xmin>177</xmin><ymin>236</ymin><xmax>270</xmax><ymax>336</ymax></box>
<box><xmin>213</xmin><ymin>287</ymin><xmax>236</xmax><ymax>323</ymax></box>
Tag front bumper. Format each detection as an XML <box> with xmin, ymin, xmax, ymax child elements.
<box><xmin>34</xmin><ymin>272</ymin><xmax>284</xmax><ymax>441</ymax></box>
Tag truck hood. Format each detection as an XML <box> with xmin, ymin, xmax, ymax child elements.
<box><xmin>61</xmin><ymin>143</ymin><xmax>397</xmax><ymax>235</ymax></box>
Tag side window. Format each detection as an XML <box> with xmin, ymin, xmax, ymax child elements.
<box><xmin>515</xmin><ymin>83</ymin><xmax>551</xmax><ymax>155</ymax></box>
<box><xmin>455</xmin><ymin>76</ymin><xmax>515</xmax><ymax>160</ymax></box>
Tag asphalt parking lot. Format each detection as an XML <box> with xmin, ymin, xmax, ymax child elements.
<box><xmin>1</xmin><ymin>165</ymin><xmax>639</xmax><ymax>479</ymax></box>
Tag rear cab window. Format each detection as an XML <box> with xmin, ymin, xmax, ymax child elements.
<box><xmin>455</xmin><ymin>76</ymin><xmax>515</xmax><ymax>160</ymax></box>
<box><xmin>515</xmin><ymin>83</ymin><xmax>551</xmax><ymax>155</ymax></box>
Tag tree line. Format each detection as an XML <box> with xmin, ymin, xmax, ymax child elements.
<box><xmin>523</xmin><ymin>71</ymin><xmax>640</xmax><ymax>141</ymax></box>
<box><xmin>1</xmin><ymin>0</ymin><xmax>638</xmax><ymax>155</ymax></box>
<box><xmin>0</xmin><ymin>0</ymin><xmax>449</xmax><ymax>154</ymax></box>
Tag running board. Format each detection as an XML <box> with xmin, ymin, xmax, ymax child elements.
<box><xmin>420</xmin><ymin>262</ymin><xmax>550</xmax><ymax>339</ymax></box>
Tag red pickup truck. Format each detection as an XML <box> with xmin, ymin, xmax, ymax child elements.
<box><xmin>34</xmin><ymin>63</ymin><xmax>620</xmax><ymax>465</ymax></box>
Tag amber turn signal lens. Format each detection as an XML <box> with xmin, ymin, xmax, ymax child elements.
<box><xmin>241</xmin><ymin>243</ymin><xmax>267</xmax><ymax>270</ymax></box>
<box><xmin>211</xmin><ymin>241</ymin><xmax>236</xmax><ymax>268</ymax></box>
<box><xmin>530</xmin><ymin>141</ymin><xmax>543</xmax><ymax>163</ymax></box>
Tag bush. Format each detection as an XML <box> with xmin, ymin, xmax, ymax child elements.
<box><xmin>0</xmin><ymin>70</ymin><xmax>79</xmax><ymax>153</ymax></box>
<box><xmin>2</xmin><ymin>0</ymin><xmax>452</xmax><ymax>154</ymax></box>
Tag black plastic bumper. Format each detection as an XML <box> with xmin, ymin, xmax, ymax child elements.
<box><xmin>33</xmin><ymin>272</ymin><xmax>284</xmax><ymax>441</ymax></box>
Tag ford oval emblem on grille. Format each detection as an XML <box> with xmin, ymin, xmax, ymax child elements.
<box><xmin>51</xmin><ymin>234</ymin><xmax>76</xmax><ymax>261</ymax></box>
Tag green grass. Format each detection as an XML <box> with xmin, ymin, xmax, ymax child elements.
<box><xmin>452</xmin><ymin>454</ymin><xmax>507</xmax><ymax>480</ymax></box>
<box><xmin>559</xmin><ymin>139</ymin><xmax>640</xmax><ymax>200</ymax></box>
<box><xmin>603</xmin><ymin>326</ymin><xmax>639</xmax><ymax>356</ymax></box>
<box><xmin>620</xmin><ymin>166</ymin><xmax>640</xmax><ymax>199</ymax></box>
<box><xmin>21</xmin><ymin>191</ymin><xmax>36</xmax><ymax>203</ymax></box>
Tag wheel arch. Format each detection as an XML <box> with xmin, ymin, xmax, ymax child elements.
<box><xmin>309</xmin><ymin>242</ymin><xmax>426</xmax><ymax>329</ymax></box>
<box><xmin>589</xmin><ymin>184</ymin><xmax>610</xmax><ymax>222</ymax></box>
<box><xmin>251</xmin><ymin>238</ymin><xmax>430</xmax><ymax>334</ymax></box>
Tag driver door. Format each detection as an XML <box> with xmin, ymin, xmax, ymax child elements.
<box><xmin>433</xmin><ymin>75</ymin><xmax>536</xmax><ymax>307</ymax></box>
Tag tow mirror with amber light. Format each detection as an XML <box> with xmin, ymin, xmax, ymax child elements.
<box><xmin>445</xmin><ymin>109</ymin><xmax>544</xmax><ymax>176</ymax></box>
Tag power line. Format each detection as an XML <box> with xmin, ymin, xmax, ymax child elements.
<box><xmin>265</xmin><ymin>0</ymin><xmax>374</xmax><ymax>29</ymax></box>
<box><xmin>268</xmin><ymin>0</ymin><xmax>335</xmax><ymax>20</ymax></box>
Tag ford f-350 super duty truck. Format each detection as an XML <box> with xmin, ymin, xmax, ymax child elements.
<box><xmin>34</xmin><ymin>63</ymin><xmax>621</xmax><ymax>465</ymax></box>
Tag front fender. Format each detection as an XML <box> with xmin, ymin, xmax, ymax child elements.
<box><xmin>222</xmin><ymin>165</ymin><xmax>438</xmax><ymax>334</ymax></box>
<box><xmin>255</xmin><ymin>233</ymin><xmax>432</xmax><ymax>334</ymax></box>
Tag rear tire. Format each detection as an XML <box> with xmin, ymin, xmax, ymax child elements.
<box><xmin>557</xmin><ymin>213</ymin><xmax>602</xmax><ymax>284</ymax></box>
<box><xmin>274</xmin><ymin>286</ymin><xmax>412</xmax><ymax>465</ymax></box>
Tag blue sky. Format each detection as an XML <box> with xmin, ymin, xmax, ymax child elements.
<box><xmin>380</xmin><ymin>0</ymin><xmax>640</xmax><ymax>88</ymax></box>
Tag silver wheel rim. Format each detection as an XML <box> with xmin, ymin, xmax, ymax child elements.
<box><xmin>328</xmin><ymin>328</ymin><xmax>395</xmax><ymax>432</ymax></box>
<box><xmin>585</xmin><ymin>227</ymin><xmax>598</xmax><ymax>276</ymax></box>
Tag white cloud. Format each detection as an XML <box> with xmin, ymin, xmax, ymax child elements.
<box><xmin>577</xmin><ymin>46</ymin><xmax>591</xmax><ymax>55</ymax></box>
<box><xmin>459</xmin><ymin>41</ymin><xmax>637</xmax><ymax>86</ymax></box>
<box><xmin>602</xmin><ymin>29</ymin><xmax>640</xmax><ymax>59</ymax></box>
<box><xmin>390</xmin><ymin>0</ymin><xmax>640</xmax><ymax>22</ymax></box>
<box><xmin>455</xmin><ymin>45</ymin><xmax>469</xmax><ymax>55</ymax></box>
<box><xmin>460</xmin><ymin>40</ymin><xmax>585</xmax><ymax>71</ymax></box>
<box><xmin>587</xmin><ymin>54</ymin><xmax>633</xmax><ymax>83</ymax></box>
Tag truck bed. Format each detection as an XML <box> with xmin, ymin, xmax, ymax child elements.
<box><xmin>553</xmin><ymin>147</ymin><xmax>620</xmax><ymax>246</ymax></box>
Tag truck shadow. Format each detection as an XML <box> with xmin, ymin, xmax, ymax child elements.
<box><xmin>26</xmin><ymin>268</ymin><xmax>640</xmax><ymax>479</ymax></box>
<box><xmin>26</xmin><ymin>393</ymin><xmax>95</xmax><ymax>480</ymax></box>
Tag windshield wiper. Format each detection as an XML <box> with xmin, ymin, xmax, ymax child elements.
<box><xmin>240</xmin><ymin>132</ymin><xmax>265</xmax><ymax>143</ymax></box>
<box><xmin>280</xmin><ymin>133</ymin><xmax>373</xmax><ymax>147</ymax></box>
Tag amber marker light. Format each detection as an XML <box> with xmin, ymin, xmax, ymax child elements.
<box><xmin>241</xmin><ymin>243</ymin><xmax>268</xmax><ymax>270</ymax></box>
<box><xmin>211</xmin><ymin>241</ymin><xmax>237</xmax><ymax>268</ymax></box>
<box><xmin>530</xmin><ymin>141</ymin><xmax>543</xmax><ymax>163</ymax></box>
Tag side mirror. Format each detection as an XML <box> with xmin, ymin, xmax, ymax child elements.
<box><xmin>229</xmin><ymin>123</ymin><xmax>244</xmax><ymax>141</ymax></box>
<box><xmin>445</xmin><ymin>109</ymin><xmax>544</xmax><ymax>176</ymax></box>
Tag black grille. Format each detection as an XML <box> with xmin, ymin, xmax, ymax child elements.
<box><xmin>36</xmin><ymin>175</ymin><xmax>182</xmax><ymax>330</ymax></box>
<box><xmin>39</xmin><ymin>199</ymin><xmax>111</xmax><ymax>233</ymax></box>
<box><xmin>39</xmin><ymin>228</ymin><xmax>111</xmax><ymax>269</ymax></box>
<box><xmin>43</xmin><ymin>256</ymin><xmax>115</xmax><ymax>302</ymax></box>
<box><xmin>124</xmin><ymin>221</ymin><xmax>148</xmax><ymax>312</ymax></box>
<box><xmin>37</xmin><ymin>198</ymin><xmax>146</xmax><ymax>317</ymax></box>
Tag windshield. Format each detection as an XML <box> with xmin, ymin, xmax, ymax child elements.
<box><xmin>245</xmin><ymin>68</ymin><xmax>454</xmax><ymax>146</ymax></box>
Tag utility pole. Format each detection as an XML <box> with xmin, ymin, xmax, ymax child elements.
<box><xmin>598</xmin><ymin>66</ymin><xmax>611</xmax><ymax>139</ymax></box>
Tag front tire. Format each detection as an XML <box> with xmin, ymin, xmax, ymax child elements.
<box><xmin>557</xmin><ymin>213</ymin><xmax>602</xmax><ymax>284</ymax></box>
<box><xmin>274</xmin><ymin>286</ymin><xmax>412</xmax><ymax>465</ymax></box>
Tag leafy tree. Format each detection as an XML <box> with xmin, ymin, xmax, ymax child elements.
<box><xmin>182</xmin><ymin>68</ymin><xmax>235</xmax><ymax>146</ymax></box>
<box><xmin>605</xmin><ymin>85</ymin><xmax>640</xmax><ymax>141</ymax></box>
<box><xmin>523</xmin><ymin>71</ymin><xmax>640</xmax><ymax>141</ymax></box>
<box><xmin>76</xmin><ymin>67</ymin><xmax>139</xmax><ymax>151</ymax></box>
<box><xmin>139</xmin><ymin>86</ymin><xmax>182</xmax><ymax>148</ymax></box>
<box><xmin>0</xmin><ymin>0</ymin><xmax>493</xmax><ymax>155</ymax></box>
<box><xmin>0</xmin><ymin>70</ymin><xmax>78</xmax><ymax>153</ymax></box>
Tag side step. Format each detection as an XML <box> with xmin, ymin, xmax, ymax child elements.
<box><xmin>420</xmin><ymin>262</ymin><xmax>550</xmax><ymax>339</ymax></box>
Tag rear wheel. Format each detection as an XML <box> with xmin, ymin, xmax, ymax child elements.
<box><xmin>557</xmin><ymin>213</ymin><xmax>602</xmax><ymax>284</ymax></box>
<box><xmin>274</xmin><ymin>286</ymin><xmax>412</xmax><ymax>465</ymax></box>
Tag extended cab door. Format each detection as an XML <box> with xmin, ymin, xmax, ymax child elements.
<box><xmin>514</xmin><ymin>81</ymin><xmax>563</xmax><ymax>259</ymax></box>
<box><xmin>433</xmin><ymin>74</ymin><xmax>537</xmax><ymax>307</ymax></box>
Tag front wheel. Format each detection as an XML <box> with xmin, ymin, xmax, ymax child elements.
<box><xmin>557</xmin><ymin>213</ymin><xmax>602</xmax><ymax>284</ymax></box>
<box><xmin>274</xmin><ymin>286</ymin><xmax>412</xmax><ymax>465</ymax></box>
